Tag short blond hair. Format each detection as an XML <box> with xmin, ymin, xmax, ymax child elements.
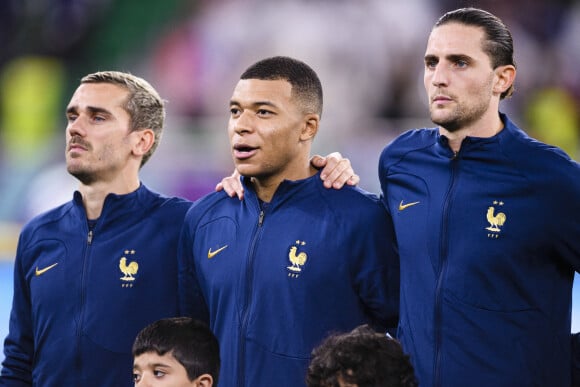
<box><xmin>81</xmin><ymin>71</ymin><xmax>165</xmax><ymax>167</ymax></box>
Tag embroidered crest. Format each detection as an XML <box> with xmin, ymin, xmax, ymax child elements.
<box><xmin>119</xmin><ymin>250</ymin><xmax>139</xmax><ymax>287</ymax></box>
<box><xmin>287</xmin><ymin>240</ymin><xmax>307</xmax><ymax>278</ymax></box>
<box><xmin>485</xmin><ymin>201</ymin><xmax>507</xmax><ymax>238</ymax></box>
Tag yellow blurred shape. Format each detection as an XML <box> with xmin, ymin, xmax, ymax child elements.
<box><xmin>525</xmin><ymin>87</ymin><xmax>579</xmax><ymax>160</ymax></box>
<box><xmin>1</xmin><ymin>56</ymin><xmax>65</xmax><ymax>164</ymax></box>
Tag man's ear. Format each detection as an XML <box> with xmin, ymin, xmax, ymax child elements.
<box><xmin>299</xmin><ymin>114</ymin><xmax>319</xmax><ymax>141</ymax></box>
<box><xmin>193</xmin><ymin>373</ymin><xmax>214</xmax><ymax>387</ymax></box>
<box><xmin>493</xmin><ymin>65</ymin><xmax>516</xmax><ymax>96</ymax></box>
<box><xmin>132</xmin><ymin>128</ymin><xmax>155</xmax><ymax>157</ymax></box>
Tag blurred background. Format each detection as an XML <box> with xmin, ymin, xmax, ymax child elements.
<box><xmin>0</xmin><ymin>0</ymin><xmax>579</xmax><ymax>363</ymax></box>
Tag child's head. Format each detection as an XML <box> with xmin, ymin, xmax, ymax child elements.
<box><xmin>306</xmin><ymin>325</ymin><xmax>417</xmax><ymax>387</ymax></box>
<box><xmin>132</xmin><ymin>317</ymin><xmax>220</xmax><ymax>386</ymax></box>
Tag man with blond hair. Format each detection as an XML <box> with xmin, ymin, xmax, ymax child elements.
<box><xmin>0</xmin><ymin>71</ymin><xmax>192</xmax><ymax>386</ymax></box>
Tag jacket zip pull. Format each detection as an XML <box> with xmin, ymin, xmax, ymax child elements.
<box><xmin>87</xmin><ymin>230</ymin><xmax>93</xmax><ymax>244</ymax></box>
<box><xmin>258</xmin><ymin>210</ymin><xmax>265</xmax><ymax>226</ymax></box>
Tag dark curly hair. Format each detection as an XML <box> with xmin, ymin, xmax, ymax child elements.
<box><xmin>306</xmin><ymin>325</ymin><xmax>418</xmax><ymax>387</ymax></box>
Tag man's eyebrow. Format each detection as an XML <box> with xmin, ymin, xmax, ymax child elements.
<box><xmin>66</xmin><ymin>105</ymin><xmax>113</xmax><ymax>115</ymax></box>
<box><xmin>446</xmin><ymin>54</ymin><xmax>472</xmax><ymax>62</ymax></box>
<box><xmin>424</xmin><ymin>53</ymin><xmax>472</xmax><ymax>62</ymax></box>
<box><xmin>229</xmin><ymin>99</ymin><xmax>278</xmax><ymax>109</ymax></box>
<box><xmin>87</xmin><ymin>106</ymin><xmax>113</xmax><ymax>115</ymax></box>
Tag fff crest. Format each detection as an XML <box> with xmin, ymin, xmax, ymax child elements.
<box><xmin>119</xmin><ymin>249</ymin><xmax>139</xmax><ymax>287</ymax></box>
<box><xmin>287</xmin><ymin>240</ymin><xmax>307</xmax><ymax>278</ymax></box>
<box><xmin>485</xmin><ymin>201</ymin><xmax>507</xmax><ymax>239</ymax></box>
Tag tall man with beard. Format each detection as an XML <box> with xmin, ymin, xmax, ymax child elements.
<box><xmin>379</xmin><ymin>8</ymin><xmax>579</xmax><ymax>386</ymax></box>
<box><xmin>247</xmin><ymin>7</ymin><xmax>580</xmax><ymax>387</ymax></box>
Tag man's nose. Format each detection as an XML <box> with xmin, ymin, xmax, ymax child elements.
<box><xmin>233</xmin><ymin>111</ymin><xmax>254</xmax><ymax>135</ymax></box>
<box><xmin>430</xmin><ymin>64</ymin><xmax>449</xmax><ymax>87</ymax></box>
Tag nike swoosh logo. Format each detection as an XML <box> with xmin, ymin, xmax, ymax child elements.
<box><xmin>398</xmin><ymin>200</ymin><xmax>420</xmax><ymax>211</ymax></box>
<box><xmin>35</xmin><ymin>263</ymin><xmax>59</xmax><ymax>276</ymax></box>
<box><xmin>208</xmin><ymin>245</ymin><xmax>228</xmax><ymax>259</ymax></box>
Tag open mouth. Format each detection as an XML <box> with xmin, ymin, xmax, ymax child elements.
<box><xmin>233</xmin><ymin>144</ymin><xmax>257</xmax><ymax>159</ymax></box>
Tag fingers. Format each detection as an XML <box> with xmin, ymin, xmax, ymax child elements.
<box><xmin>346</xmin><ymin>173</ymin><xmax>360</xmax><ymax>186</ymax></box>
<box><xmin>316</xmin><ymin>152</ymin><xmax>359</xmax><ymax>189</ymax></box>
<box><xmin>321</xmin><ymin>158</ymin><xmax>358</xmax><ymax>188</ymax></box>
<box><xmin>216</xmin><ymin>170</ymin><xmax>245</xmax><ymax>200</ymax></box>
<box><xmin>310</xmin><ymin>154</ymin><xmax>327</xmax><ymax>169</ymax></box>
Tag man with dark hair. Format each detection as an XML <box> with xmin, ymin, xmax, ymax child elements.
<box><xmin>133</xmin><ymin>317</ymin><xmax>220</xmax><ymax>387</ymax></box>
<box><xmin>306</xmin><ymin>325</ymin><xmax>417</xmax><ymax>387</ymax></box>
<box><xmin>178</xmin><ymin>56</ymin><xmax>399</xmax><ymax>386</ymax></box>
<box><xmin>379</xmin><ymin>7</ymin><xmax>579</xmax><ymax>386</ymax></box>
<box><xmin>272</xmin><ymin>7</ymin><xmax>579</xmax><ymax>387</ymax></box>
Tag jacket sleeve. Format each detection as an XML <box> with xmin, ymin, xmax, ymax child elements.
<box><xmin>177</xmin><ymin>209</ymin><xmax>209</xmax><ymax>324</ymax></box>
<box><xmin>566</xmin><ymin>164</ymin><xmax>580</xmax><ymax>385</ymax></box>
<box><xmin>554</xmin><ymin>160</ymin><xmax>580</xmax><ymax>272</ymax></box>
<box><xmin>352</xmin><ymin>198</ymin><xmax>399</xmax><ymax>331</ymax></box>
<box><xmin>0</xmin><ymin>241</ymin><xmax>34</xmax><ymax>386</ymax></box>
<box><xmin>572</xmin><ymin>333</ymin><xmax>580</xmax><ymax>386</ymax></box>
<box><xmin>534</xmin><ymin>152</ymin><xmax>580</xmax><ymax>272</ymax></box>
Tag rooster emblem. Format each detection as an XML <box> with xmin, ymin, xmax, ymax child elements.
<box><xmin>119</xmin><ymin>255</ymin><xmax>139</xmax><ymax>281</ymax></box>
<box><xmin>287</xmin><ymin>241</ymin><xmax>307</xmax><ymax>273</ymax></box>
<box><xmin>485</xmin><ymin>205</ymin><xmax>506</xmax><ymax>232</ymax></box>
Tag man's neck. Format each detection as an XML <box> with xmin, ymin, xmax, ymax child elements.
<box><xmin>78</xmin><ymin>178</ymin><xmax>140</xmax><ymax>219</ymax></box>
<box><xmin>440</xmin><ymin>111</ymin><xmax>504</xmax><ymax>153</ymax></box>
<box><xmin>250</xmin><ymin>165</ymin><xmax>317</xmax><ymax>203</ymax></box>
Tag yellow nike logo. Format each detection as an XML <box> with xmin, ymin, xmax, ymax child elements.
<box><xmin>208</xmin><ymin>245</ymin><xmax>228</xmax><ymax>259</ymax></box>
<box><xmin>35</xmin><ymin>263</ymin><xmax>59</xmax><ymax>276</ymax></box>
<box><xmin>398</xmin><ymin>200</ymin><xmax>420</xmax><ymax>211</ymax></box>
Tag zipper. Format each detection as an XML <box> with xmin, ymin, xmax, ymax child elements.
<box><xmin>433</xmin><ymin>152</ymin><xmax>460</xmax><ymax>386</ymax></box>
<box><xmin>258</xmin><ymin>210</ymin><xmax>264</xmax><ymax>226</ymax></box>
<box><xmin>76</xmin><ymin>224</ymin><xmax>95</xmax><ymax>377</ymax></box>
<box><xmin>238</xmin><ymin>209</ymin><xmax>265</xmax><ymax>386</ymax></box>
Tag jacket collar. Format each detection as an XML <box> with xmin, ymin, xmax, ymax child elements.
<box><xmin>435</xmin><ymin>112</ymin><xmax>520</xmax><ymax>154</ymax></box>
<box><xmin>72</xmin><ymin>183</ymin><xmax>159</xmax><ymax>226</ymax></box>
<box><xmin>241</xmin><ymin>171</ymin><xmax>322</xmax><ymax>208</ymax></box>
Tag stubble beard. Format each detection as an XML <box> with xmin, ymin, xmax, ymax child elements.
<box><xmin>431</xmin><ymin>98</ymin><xmax>490</xmax><ymax>133</ymax></box>
<box><xmin>66</xmin><ymin>136</ymin><xmax>98</xmax><ymax>184</ymax></box>
<box><xmin>432</xmin><ymin>114</ymin><xmax>461</xmax><ymax>132</ymax></box>
<box><xmin>431</xmin><ymin>75</ymin><xmax>495</xmax><ymax>133</ymax></box>
<box><xmin>67</xmin><ymin>163</ymin><xmax>98</xmax><ymax>185</ymax></box>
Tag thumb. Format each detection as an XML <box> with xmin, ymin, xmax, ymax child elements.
<box><xmin>310</xmin><ymin>154</ymin><xmax>326</xmax><ymax>168</ymax></box>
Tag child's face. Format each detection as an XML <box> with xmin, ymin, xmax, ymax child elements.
<box><xmin>133</xmin><ymin>352</ymin><xmax>196</xmax><ymax>386</ymax></box>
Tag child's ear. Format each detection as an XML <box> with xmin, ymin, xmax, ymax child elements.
<box><xmin>193</xmin><ymin>373</ymin><xmax>213</xmax><ymax>387</ymax></box>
